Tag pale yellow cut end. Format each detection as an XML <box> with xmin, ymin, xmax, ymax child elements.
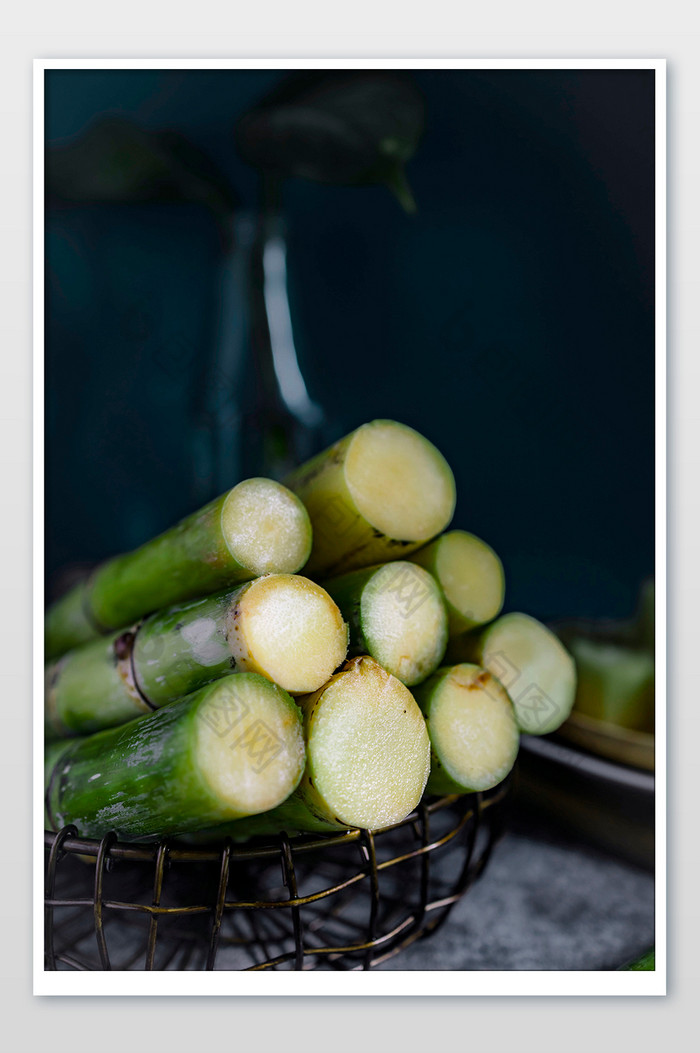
<box><xmin>434</xmin><ymin>531</ymin><xmax>505</xmax><ymax>629</ymax></box>
<box><xmin>195</xmin><ymin>675</ymin><xmax>305</xmax><ymax>818</ymax></box>
<box><xmin>307</xmin><ymin>656</ymin><xmax>430</xmax><ymax>830</ymax></box>
<box><xmin>227</xmin><ymin>575</ymin><xmax>348</xmax><ymax>694</ymax></box>
<box><xmin>483</xmin><ymin>613</ymin><xmax>577</xmax><ymax>735</ymax></box>
<box><xmin>344</xmin><ymin>420</ymin><xmax>455</xmax><ymax>542</ymax></box>
<box><xmin>429</xmin><ymin>664</ymin><xmax>519</xmax><ymax>791</ymax></box>
<box><xmin>221</xmin><ymin>479</ymin><xmax>312</xmax><ymax>575</ymax></box>
<box><xmin>362</xmin><ymin>562</ymin><xmax>447</xmax><ymax>686</ymax></box>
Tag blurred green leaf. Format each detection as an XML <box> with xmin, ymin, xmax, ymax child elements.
<box><xmin>235</xmin><ymin>72</ymin><xmax>425</xmax><ymax>211</ymax></box>
<box><xmin>47</xmin><ymin>117</ymin><xmax>237</xmax><ymax>222</ymax></box>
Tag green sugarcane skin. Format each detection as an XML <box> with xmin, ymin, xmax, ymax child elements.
<box><xmin>190</xmin><ymin>790</ymin><xmax>349</xmax><ymax>842</ymax></box>
<box><xmin>284</xmin><ymin>431</ymin><xmax>400</xmax><ymax>577</ymax></box>
<box><xmin>45</xmin><ymin>631</ymin><xmax>151</xmax><ymax>739</ymax></box>
<box><xmin>132</xmin><ymin>588</ymin><xmax>241</xmax><ymax>707</ymax></box>
<box><xmin>45</xmin><ymin>578</ymin><xmax>346</xmax><ymax>738</ymax></box>
<box><xmin>44</xmin><ymin>581</ymin><xmax>97</xmax><ymax>658</ymax></box>
<box><xmin>414</xmin><ymin>667</ymin><xmax>473</xmax><ymax>795</ymax></box>
<box><xmin>320</xmin><ymin>566</ymin><xmax>374</xmax><ymax>656</ymax></box>
<box><xmin>284</xmin><ymin>420</ymin><xmax>455</xmax><ymax>578</ymax></box>
<box><xmin>45</xmin><ymin>493</ymin><xmax>237</xmax><ymax>658</ymax></box>
<box><xmin>44</xmin><ymin>590</ymin><xmax>239</xmax><ymax>739</ymax></box>
<box><xmin>189</xmin><ymin>657</ymin><xmax>430</xmax><ymax>842</ymax></box>
<box><xmin>88</xmin><ymin>492</ymin><xmax>239</xmax><ymax>626</ymax></box>
<box><xmin>45</xmin><ymin>701</ymin><xmax>202</xmax><ymax>838</ymax></box>
<box><xmin>191</xmin><ymin>688</ymin><xmax>357</xmax><ymax>841</ymax></box>
<box><xmin>45</xmin><ymin>482</ymin><xmax>312</xmax><ymax>659</ymax></box>
<box><xmin>45</xmin><ymin>677</ymin><xmax>304</xmax><ymax>839</ymax></box>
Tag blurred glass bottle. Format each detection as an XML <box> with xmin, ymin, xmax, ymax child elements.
<box><xmin>194</xmin><ymin>203</ymin><xmax>324</xmax><ymax>496</ymax></box>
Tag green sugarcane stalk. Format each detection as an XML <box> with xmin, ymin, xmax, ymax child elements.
<box><xmin>411</xmin><ymin>663</ymin><xmax>520</xmax><ymax>794</ymax></box>
<box><xmin>284</xmin><ymin>419</ymin><xmax>456</xmax><ymax>578</ymax></box>
<box><xmin>409</xmin><ymin>530</ymin><xmax>505</xmax><ymax>636</ymax></box>
<box><xmin>44</xmin><ymin>674</ymin><xmax>306</xmax><ymax>839</ymax></box>
<box><xmin>568</xmin><ymin>635</ymin><xmax>655</xmax><ymax>733</ymax></box>
<box><xmin>45</xmin><ymin>478</ymin><xmax>312</xmax><ymax>659</ymax></box>
<box><xmin>188</xmin><ymin>656</ymin><xmax>431</xmax><ymax>841</ymax></box>
<box><xmin>619</xmin><ymin>948</ymin><xmax>655</xmax><ymax>971</ymax></box>
<box><xmin>45</xmin><ymin>574</ymin><xmax>348</xmax><ymax>739</ymax></box>
<box><xmin>635</xmin><ymin>578</ymin><xmax>655</xmax><ymax>654</ymax></box>
<box><xmin>448</xmin><ymin>612</ymin><xmax>577</xmax><ymax>736</ymax></box>
<box><xmin>322</xmin><ymin>561</ymin><xmax>447</xmax><ymax>686</ymax></box>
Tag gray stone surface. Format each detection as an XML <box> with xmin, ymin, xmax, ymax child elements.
<box><xmin>376</xmin><ymin>828</ymin><xmax>655</xmax><ymax>971</ymax></box>
<box><xmin>51</xmin><ymin>819</ymin><xmax>655</xmax><ymax>972</ymax></box>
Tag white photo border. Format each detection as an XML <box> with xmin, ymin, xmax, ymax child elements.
<box><xmin>33</xmin><ymin>56</ymin><xmax>666</xmax><ymax>997</ymax></box>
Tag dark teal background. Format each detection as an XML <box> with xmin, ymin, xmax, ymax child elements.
<box><xmin>45</xmin><ymin>69</ymin><xmax>655</xmax><ymax>621</ymax></box>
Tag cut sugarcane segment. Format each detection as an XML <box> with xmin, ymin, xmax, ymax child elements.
<box><xmin>635</xmin><ymin>578</ymin><xmax>655</xmax><ymax>654</ymax></box>
<box><xmin>409</xmin><ymin>530</ymin><xmax>505</xmax><ymax>635</ymax></box>
<box><xmin>412</xmin><ymin>663</ymin><xmax>519</xmax><ymax>794</ymax></box>
<box><xmin>450</xmin><ymin>612</ymin><xmax>577</xmax><ymax>735</ymax></box>
<box><xmin>300</xmin><ymin>656</ymin><xmax>430</xmax><ymax>829</ymax></box>
<box><xmin>285</xmin><ymin>419</ymin><xmax>456</xmax><ymax>577</ymax></box>
<box><xmin>45</xmin><ymin>575</ymin><xmax>348</xmax><ymax>737</ymax></box>
<box><xmin>45</xmin><ymin>634</ymin><xmax>152</xmax><ymax>739</ymax></box>
<box><xmin>44</xmin><ymin>675</ymin><xmax>306</xmax><ymax>839</ymax></box>
<box><xmin>44</xmin><ymin>478</ymin><xmax>312</xmax><ymax>659</ymax></box>
<box><xmin>220</xmin><ymin>478</ymin><xmax>312</xmax><ymax>576</ymax></box>
<box><xmin>224</xmin><ymin>574</ymin><xmax>348</xmax><ymax>694</ymax></box>
<box><xmin>194</xmin><ymin>656</ymin><xmax>431</xmax><ymax>839</ymax></box>
<box><xmin>323</xmin><ymin>561</ymin><xmax>447</xmax><ymax>686</ymax></box>
<box><xmin>568</xmin><ymin>636</ymin><xmax>655</xmax><ymax>733</ymax></box>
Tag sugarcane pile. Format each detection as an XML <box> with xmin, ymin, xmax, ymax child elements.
<box><xmin>44</xmin><ymin>419</ymin><xmax>576</xmax><ymax>843</ymax></box>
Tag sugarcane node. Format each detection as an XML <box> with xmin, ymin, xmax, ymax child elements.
<box><xmin>45</xmin><ymin>479</ymin><xmax>313</xmax><ymax>659</ymax></box>
<box><xmin>113</xmin><ymin>631</ymin><xmax>135</xmax><ymax>661</ymax></box>
<box><xmin>48</xmin><ymin>659</ymin><xmax>62</xmax><ymax>690</ymax></box>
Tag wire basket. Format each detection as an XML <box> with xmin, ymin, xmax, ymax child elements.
<box><xmin>44</xmin><ymin>784</ymin><xmax>510</xmax><ymax>971</ymax></box>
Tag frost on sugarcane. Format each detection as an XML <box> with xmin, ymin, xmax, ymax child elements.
<box><xmin>412</xmin><ymin>663</ymin><xmax>519</xmax><ymax>794</ymax></box>
<box><xmin>409</xmin><ymin>530</ymin><xmax>505</xmax><ymax>636</ymax></box>
<box><xmin>192</xmin><ymin>656</ymin><xmax>431</xmax><ymax>841</ymax></box>
<box><xmin>45</xmin><ymin>575</ymin><xmax>348</xmax><ymax>738</ymax></box>
<box><xmin>284</xmin><ymin>419</ymin><xmax>456</xmax><ymax>578</ymax></box>
<box><xmin>44</xmin><ymin>478</ymin><xmax>313</xmax><ymax>659</ymax></box>
<box><xmin>449</xmin><ymin>612</ymin><xmax>577</xmax><ymax>736</ymax></box>
<box><xmin>44</xmin><ymin>674</ymin><xmax>306</xmax><ymax>839</ymax></box>
<box><xmin>322</xmin><ymin>561</ymin><xmax>447</xmax><ymax>686</ymax></box>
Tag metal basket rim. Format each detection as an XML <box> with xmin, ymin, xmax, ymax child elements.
<box><xmin>44</xmin><ymin>786</ymin><xmax>508</xmax><ymax>864</ymax></box>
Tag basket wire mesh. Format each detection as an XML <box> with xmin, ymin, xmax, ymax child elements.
<box><xmin>45</xmin><ymin>784</ymin><xmax>509</xmax><ymax>971</ymax></box>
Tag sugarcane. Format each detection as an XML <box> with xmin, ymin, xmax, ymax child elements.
<box><xmin>411</xmin><ymin>663</ymin><xmax>520</xmax><ymax>794</ymax></box>
<box><xmin>321</xmin><ymin>561</ymin><xmax>447</xmax><ymax>686</ymax></box>
<box><xmin>634</xmin><ymin>578</ymin><xmax>655</xmax><ymax>654</ymax></box>
<box><xmin>284</xmin><ymin>419</ymin><xmax>456</xmax><ymax>578</ymax></box>
<box><xmin>46</xmin><ymin>574</ymin><xmax>348</xmax><ymax>739</ymax></box>
<box><xmin>448</xmin><ymin>612</ymin><xmax>577</xmax><ymax>735</ymax></box>
<box><xmin>409</xmin><ymin>530</ymin><xmax>505</xmax><ymax>636</ymax></box>
<box><xmin>44</xmin><ymin>674</ymin><xmax>306</xmax><ymax>839</ymax></box>
<box><xmin>188</xmin><ymin>656</ymin><xmax>431</xmax><ymax>840</ymax></box>
<box><xmin>44</xmin><ymin>478</ymin><xmax>313</xmax><ymax>659</ymax></box>
<box><xmin>567</xmin><ymin>635</ymin><xmax>655</xmax><ymax>733</ymax></box>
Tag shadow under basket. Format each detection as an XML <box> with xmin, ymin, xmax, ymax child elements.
<box><xmin>45</xmin><ymin>785</ymin><xmax>509</xmax><ymax>971</ymax></box>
